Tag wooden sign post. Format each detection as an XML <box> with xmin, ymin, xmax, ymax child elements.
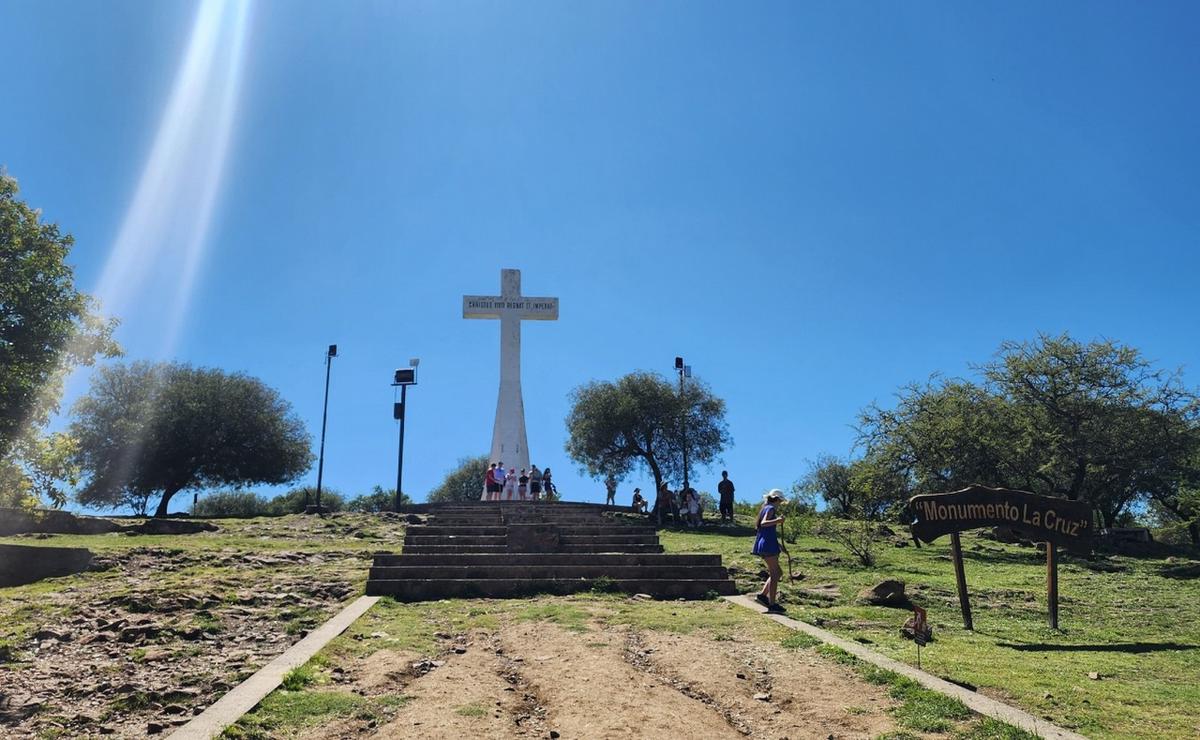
<box><xmin>909</xmin><ymin>485</ymin><xmax>1093</xmax><ymax>631</ymax></box>
<box><xmin>1046</xmin><ymin>542</ymin><xmax>1059</xmax><ymax>630</ymax></box>
<box><xmin>949</xmin><ymin>532</ymin><xmax>973</xmax><ymax>630</ymax></box>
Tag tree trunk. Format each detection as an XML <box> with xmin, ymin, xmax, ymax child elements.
<box><xmin>645</xmin><ymin>455</ymin><xmax>663</xmax><ymax>496</ymax></box>
<box><xmin>154</xmin><ymin>487</ymin><xmax>180</xmax><ymax>518</ymax></box>
<box><xmin>1188</xmin><ymin>521</ymin><xmax>1199</xmax><ymax>549</ymax></box>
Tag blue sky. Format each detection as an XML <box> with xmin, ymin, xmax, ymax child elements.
<box><xmin>3</xmin><ymin>1</ymin><xmax>1198</xmax><ymax>510</ymax></box>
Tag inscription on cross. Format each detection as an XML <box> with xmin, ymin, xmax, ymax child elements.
<box><xmin>463</xmin><ymin>269</ymin><xmax>559</xmax><ymax>497</ymax></box>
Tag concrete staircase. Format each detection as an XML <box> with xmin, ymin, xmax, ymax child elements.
<box><xmin>365</xmin><ymin>501</ymin><xmax>738</xmax><ymax>601</ymax></box>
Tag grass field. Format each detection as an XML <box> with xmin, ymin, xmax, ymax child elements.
<box><xmin>659</xmin><ymin>514</ymin><xmax>1200</xmax><ymax>739</ymax></box>
<box><xmin>4</xmin><ymin>509</ymin><xmax>1197</xmax><ymax>738</ymax></box>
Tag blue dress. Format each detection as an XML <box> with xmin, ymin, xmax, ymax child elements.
<box><xmin>752</xmin><ymin>504</ymin><xmax>780</xmax><ymax>556</ymax></box>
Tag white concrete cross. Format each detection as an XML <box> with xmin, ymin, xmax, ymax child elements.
<box><xmin>463</xmin><ymin>269</ymin><xmax>558</xmax><ymax>499</ymax></box>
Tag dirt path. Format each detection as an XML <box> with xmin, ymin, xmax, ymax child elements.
<box><xmin>325</xmin><ymin>620</ymin><xmax>900</xmax><ymax>739</ymax></box>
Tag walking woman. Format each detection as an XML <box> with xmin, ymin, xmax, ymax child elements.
<box><xmin>752</xmin><ymin>489</ymin><xmax>787</xmax><ymax>613</ymax></box>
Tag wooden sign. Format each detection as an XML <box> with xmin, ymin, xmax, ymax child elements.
<box><xmin>907</xmin><ymin>486</ymin><xmax>1096</xmax><ymax>631</ymax></box>
<box><xmin>910</xmin><ymin>485</ymin><xmax>1094</xmax><ymax>551</ymax></box>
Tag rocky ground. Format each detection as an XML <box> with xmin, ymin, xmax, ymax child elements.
<box><xmin>0</xmin><ymin>513</ymin><xmax>404</xmax><ymax>738</ymax></box>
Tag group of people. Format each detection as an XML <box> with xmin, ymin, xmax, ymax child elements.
<box><xmin>483</xmin><ymin>462</ymin><xmax>554</xmax><ymax>501</ymax></box>
<box><xmin>624</xmin><ymin>470</ymin><xmax>739</xmax><ymax>528</ymax></box>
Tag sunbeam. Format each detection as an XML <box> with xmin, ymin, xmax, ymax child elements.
<box><xmin>96</xmin><ymin>0</ymin><xmax>251</xmax><ymax>354</ymax></box>
<box><xmin>13</xmin><ymin>0</ymin><xmax>252</xmax><ymax>501</ymax></box>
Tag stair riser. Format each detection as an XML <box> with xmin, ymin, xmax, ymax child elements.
<box><xmin>372</xmin><ymin>553</ymin><xmax>722</xmax><ymax>566</ymax></box>
<box><xmin>401</xmin><ymin>545</ymin><xmax>665</xmax><ymax>554</ymax></box>
<box><xmin>369</xmin><ymin>566</ymin><xmax>731</xmax><ymax>580</ymax></box>
<box><xmin>366</xmin><ymin>578</ymin><xmax>738</xmax><ymax>601</ymax></box>
<box><xmin>403</xmin><ymin>535</ymin><xmax>661</xmax><ymax>546</ymax></box>
<box><xmin>408</xmin><ymin>527</ymin><xmax>657</xmax><ymax>536</ymax></box>
<box><xmin>404</xmin><ymin>536</ymin><xmax>507</xmax><ymax>545</ymax></box>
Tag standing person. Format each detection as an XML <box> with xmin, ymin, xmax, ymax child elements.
<box><xmin>541</xmin><ymin>467</ymin><xmax>554</xmax><ymax>500</ymax></box>
<box><xmin>518</xmin><ymin>469</ymin><xmax>530</xmax><ymax>500</ymax></box>
<box><xmin>485</xmin><ymin>463</ymin><xmax>499</xmax><ymax>501</ymax></box>
<box><xmin>505</xmin><ymin>470</ymin><xmax>517</xmax><ymax>500</ymax></box>
<box><xmin>529</xmin><ymin>464</ymin><xmax>542</xmax><ymax>501</ymax></box>
<box><xmin>752</xmin><ymin>489</ymin><xmax>788</xmax><ymax>613</ymax></box>
<box><xmin>492</xmin><ymin>460</ymin><xmax>506</xmax><ymax>501</ymax></box>
<box><xmin>718</xmin><ymin>471</ymin><xmax>735</xmax><ymax>523</ymax></box>
<box><xmin>669</xmin><ymin>487</ymin><xmax>681</xmax><ymax>525</ymax></box>
<box><xmin>604</xmin><ymin>475</ymin><xmax>617</xmax><ymax>507</ymax></box>
<box><xmin>685</xmin><ymin>488</ymin><xmax>701</xmax><ymax>527</ymax></box>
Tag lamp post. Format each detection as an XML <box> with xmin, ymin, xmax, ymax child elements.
<box><xmin>311</xmin><ymin>344</ymin><xmax>337</xmax><ymax>513</ymax></box>
<box><xmin>674</xmin><ymin>356</ymin><xmax>692</xmax><ymax>492</ymax></box>
<box><xmin>392</xmin><ymin>358</ymin><xmax>419</xmax><ymax>512</ymax></box>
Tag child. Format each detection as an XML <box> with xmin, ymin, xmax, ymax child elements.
<box><xmin>752</xmin><ymin>489</ymin><xmax>787</xmax><ymax>613</ymax></box>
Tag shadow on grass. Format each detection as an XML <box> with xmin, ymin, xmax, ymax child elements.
<box><xmin>996</xmin><ymin>641</ymin><xmax>1198</xmax><ymax>653</ymax></box>
<box><xmin>958</xmin><ymin>548</ymin><xmax>1043</xmax><ymax>566</ymax></box>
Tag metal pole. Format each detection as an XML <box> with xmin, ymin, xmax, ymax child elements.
<box><xmin>315</xmin><ymin>351</ymin><xmax>333</xmax><ymax>512</ymax></box>
<box><xmin>679</xmin><ymin>367</ymin><xmax>689</xmax><ymax>491</ymax></box>
<box><xmin>395</xmin><ymin>384</ymin><xmax>407</xmax><ymax>512</ymax></box>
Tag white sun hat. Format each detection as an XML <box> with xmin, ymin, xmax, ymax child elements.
<box><xmin>763</xmin><ymin>488</ymin><xmax>787</xmax><ymax>503</ymax></box>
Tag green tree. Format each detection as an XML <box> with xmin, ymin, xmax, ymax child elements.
<box><xmin>427</xmin><ymin>455</ymin><xmax>489</xmax><ymax>503</ymax></box>
<box><xmin>70</xmin><ymin>362</ymin><xmax>313</xmax><ymax>517</ymax></box>
<box><xmin>796</xmin><ymin>454</ymin><xmax>855</xmax><ymax>514</ymax></box>
<box><xmin>857</xmin><ymin>334</ymin><xmax>1200</xmax><ymax>527</ymax></box>
<box><xmin>0</xmin><ymin>173</ymin><xmax>119</xmax><ymax>456</ymax></box>
<box><xmin>565</xmin><ymin>372</ymin><xmax>731</xmax><ymax>495</ymax></box>
<box><xmin>22</xmin><ymin>432</ymin><xmax>81</xmax><ymax>508</ymax></box>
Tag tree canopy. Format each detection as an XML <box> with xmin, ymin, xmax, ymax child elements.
<box><xmin>1</xmin><ymin>173</ymin><xmax>119</xmax><ymax>506</ymax></box>
<box><xmin>565</xmin><ymin>371</ymin><xmax>731</xmax><ymax>494</ymax></box>
<box><xmin>855</xmin><ymin>333</ymin><xmax>1200</xmax><ymax>530</ymax></box>
<box><xmin>70</xmin><ymin>362</ymin><xmax>313</xmax><ymax>516</ymax></box>
<box><xmin>427</xmin><ymin>454</ymin><xmax>489</xmax><ymax>503</ymax></box>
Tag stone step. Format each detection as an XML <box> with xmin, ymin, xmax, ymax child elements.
<box><xmin>404</xmin><ymin>535</ymin><xmax>507</xmax><ymax>546</ymax></box>
<box><xmin>365</xmin><ymin>578</ymin><xmax>738</xmax><ymax>601</ymax></box>
<box><xmin>557</xmin><ymin>535</ymin><xmax>661</xmax><ymax>545</ymax></box>
<box><xmin>407</xmin><ymin>526</ymin><xmax>657</xmax><ymax>537</ymax></box>
<box><xmin>369</xmin><ymin>565</ymin><xmax>731</xmax><ymax>580</ymax></box>
<box><xmin>372</xmin><ymin>553</ymin><xmax>723</xmax><ymax>567</ymax></box>
<box><xmin>402</xmin><ymin>544</ymin><xmax>508</xmax><ymax>554</ymax></box>
<box><xmin>401</xmin><ymin>543</ymin><xmax>665</xmax><ymax>554</ymax></box>
<box><xmin>404</xmin><ymin>533</ymin><xmax>660</xmax><ymax>546</ymax></box>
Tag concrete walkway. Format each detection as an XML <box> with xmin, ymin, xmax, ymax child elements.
<box><xmin>168</xmin><ymin>595</ymin><xmax>380</xmax><ymax>740</ymax></box>
<box><xmin>725</xmin><ymin>594</ymin><xmax>1088</xmax><ymax>740</ymax></box>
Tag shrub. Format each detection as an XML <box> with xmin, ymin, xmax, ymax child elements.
<box><xmin>194</xmin><ymin>490</ymin><xmax>269</xmax><ymax>517</ymax></box>
<box><xmin>268</xmin><ymin>487</ymin><xmax>344</xmax><ymax>514</ymax></box>
<box><xmin>346</xmin><ymin>485</ymin><xmax>408</xmax><ymax>512</ymax></box>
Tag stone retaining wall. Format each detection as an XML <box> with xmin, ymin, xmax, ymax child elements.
<box><xmin>0</xmin><ymin>543</ymin><xmax>94</xmax><ymax>587</ymax></box>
